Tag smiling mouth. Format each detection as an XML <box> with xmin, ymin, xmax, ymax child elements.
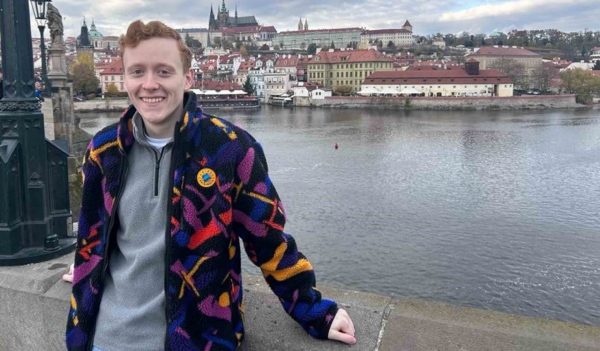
<box><xmin>141</xmin><ymin>97</ymin><xmax>165</xmax><ymax>103</ymax></box>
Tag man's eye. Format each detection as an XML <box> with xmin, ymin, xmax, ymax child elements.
<box><xmin>131</xmin><ymin>69</ymin><xmax>143</xmax><ymax>76</ymax></box>
<box><xmin>159</xmin><ymin>69</ymin><xmax>172</xmax><ymax>76</ymax></box>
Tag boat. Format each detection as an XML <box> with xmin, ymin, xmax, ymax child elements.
<box><xmin>268</xmin><ymin>93</ymin><xmax>294</xmax><ymax>107</ymax></box>
<box><xmin>191</xmin><ymin>89</ymin><xmax>260</xmax><ymax>110</ymax></box>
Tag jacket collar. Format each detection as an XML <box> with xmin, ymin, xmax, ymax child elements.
<box><xmin>116</xmin><ymin>91</ymin><xmax>202</xmax><ymax>153</ymax></box>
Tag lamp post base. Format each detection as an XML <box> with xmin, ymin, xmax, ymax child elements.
<box><xmin>0</xmin><ymin>238</ymin><xmax>75</xmax><ymax>266</ymax></box>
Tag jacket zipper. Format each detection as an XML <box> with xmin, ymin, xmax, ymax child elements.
<box><xmin>87</xmin><ymin>153</ymin><xmax>128</xmax><ymax>351</ymax></box>
<box><xmin>154</xmin><ymin>146</ymin><xmax>167</xmax><ymax>197</ymax></box>
<box><xmin>164</xmin><ymin>122</ymin><xmax>181</xmax><ymax>351</ymax></box>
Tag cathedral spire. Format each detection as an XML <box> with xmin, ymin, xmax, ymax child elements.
<box><xmin>304</xmin><ymin>19</ymin><xmax>308</xmax><ymax>31</ymax></box>
<box><xmin>298</xmin><ymin>18</ymin><xmax>303</xmax><ymax>31</ymax></box>
<box><xmin>221</xmin><ymin>0</ymin><xmax>226</xmax><ymax>12</ymax></box>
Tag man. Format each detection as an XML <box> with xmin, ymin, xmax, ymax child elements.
<box><xmin>66</xmin><ymin>20</ymin><xmax>355</xmax><ymax>351</ymax></box>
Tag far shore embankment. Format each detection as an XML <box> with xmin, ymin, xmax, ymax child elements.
<box><xmin>75</xmin><ymin>95</ymin><xmax>588</xmax><ymax>113</ymax></box>
<box><xmin>294</xmin><ymin>94</ymin><xmax>584</xmax><ymax>110</ymax></box>
<box><xmin>73</xmin><ymin>98</ymin><xmax>130</xmax><ymax>112</ymax></box>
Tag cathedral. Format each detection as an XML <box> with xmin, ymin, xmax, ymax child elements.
<box><xmin>208</xmin><ymin>0</ymin><xmax>258</xmax><ymax>30</ymax></box>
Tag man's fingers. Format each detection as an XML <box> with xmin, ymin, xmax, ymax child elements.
<box><xmin>62</xmin><ymin>264</ymin><xmax>74</xmax><ymax>283</ymax></box>
<box><xmin>329</xmin><ymin>330</ymin><xmax>357</xmax><ymax>345</ymax></box>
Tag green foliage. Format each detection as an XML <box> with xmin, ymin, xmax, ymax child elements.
<box><xmin>560</xmin><ymin>68</ymin><xmax>600</xmax><ymax>104</ymax></box>
<box><xmin>593</xmin><ymin>61</ymin><xmax>600</xmax><ymax>70</ymax></box>
<box><xmin>242</xmin><ymin>76</ymin><xmax>255</xmax><ymax>95</ymax></box>
<box><xmin>70</xmin><ymin>52</ymin><xmax>99</xmax><ymax>96</ymax></box>
<box><xmin>104</xmin><ymin>83</ymin><xmax>120</xmax><ymax>97</ymax></box>
<box><xmin>306</xmin><ymin>43</ymin><xmax>318</xmax><ymax>55</ymax></box>
<box><xmin>184</xmin><ymin>33</ymin><xmax>202</xmax><ymax>49</ymax></box>
<box><xmin>240</xmin><ymin>46</ymin><xmax>249</xmax><ymax>58</ymax></box>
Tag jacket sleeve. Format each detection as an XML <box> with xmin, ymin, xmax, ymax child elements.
<box><xmin>66</xmin><ymin>142</ymin><xmax>105</xmax><ymax>350</ymax></box>
<box><xmin>232</xmin><ymin>140</ymin><xmax>338</xmax><ymax>339</ymax></box>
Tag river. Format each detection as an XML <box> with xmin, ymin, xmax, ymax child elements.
<box><xmin>78</xmin><ymin>105</ymin><xmax>600</xmax><ymax>326</ymax></box>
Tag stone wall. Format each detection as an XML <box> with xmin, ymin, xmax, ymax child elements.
<box><xmin>73</xmin><ymin>98</ymin><xmax>130</xmax><ymax>112</ymax></box>
<box><xmin>1</xmin><ymin>254</ymin><xmax>599</xmax><ymax>351</ymax></box>
<box><xmin>302</xmin><ymin>95</ymin><xmax>581</xmax><ymax>110</ymax></box>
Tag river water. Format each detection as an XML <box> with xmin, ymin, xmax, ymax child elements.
<box><xmin>78</xmin><ymin>106</ymin><xmax>600</xmax><ymax>326</ymax></box>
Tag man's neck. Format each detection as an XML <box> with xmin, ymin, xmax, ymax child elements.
<box><xmin>143</xmin><ymin>105</ymin><xmax>184</xmax><ymax>139</ymax></box>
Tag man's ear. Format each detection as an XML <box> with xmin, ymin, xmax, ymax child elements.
<box><xmin>184</xmin><ymin>69</ymin><xmax>194</xmax><ymax>90</ymax></box>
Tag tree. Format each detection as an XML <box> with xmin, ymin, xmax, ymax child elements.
<box><xmin>531</xmin><ymin>65</ymin><xmax>553</xmax><ymax>92</ymax></box>
<box><xmin>306</xmin><ymin>43</ymin><xmax>318</xmax><ymax>55</ymax></box>
<box><xmin>184</xmin><ymin>33</ymin><xmax>202</xmax><ymax>49</ymax></box>
<box><xmin>70</xmin><ymin>52</ymin><xmax>99</xmax><ymax>96</ymax></box>
<box><xmin>593</xmin><ymin>61</ymin><xmax>600</xmax><ymax>70</ymax></box>
<box><xmin>260</xmin><ymin>44</ymin><xmax>270</xmax><ymax>51</ymax></box>
<box><xmin>240</xmin><ymin>46</ymin><xmax>249</xmax><ymax>58</ymax></box>
<box><xmin>242</xmin><ymin>76</ymin><xmax>255</xmax><ymax>95</ymax></box>
<box><xmin>560</xmin><ymin>68</ymin><xmax>600</xmax><ymax>104</ymax></box>
<box><xmin>330</xmin><ymin>41</ymin><xmax>335</xmax><ymax>49</ymax></box>
<box><xmin>105</xmin><ymin>83</ymin><xmax>120</xmax><ymax>97</ymax></box>
<box><xmin>333</xmin><ymin>85</ymin><xmax>353</xmax><ymax>96</ymax></box>
<box><xmin>489</xmin><ymin>58</ymin><xmax>528</xmax><ymax>90</ymax></box>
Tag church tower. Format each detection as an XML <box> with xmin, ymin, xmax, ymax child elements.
<box><xmin>298</xmin><ymin>18</ymin><xmax>303</xmax><ymax>31</ymax></box>
<box><xmin>217</xmin><ymin>0</ymin><xmax>229</xmax><ymax>28</ymax></box>
<box><xmin>402</xmin><ymin>20</ymin><xmax>413</xmax><ymax>33</ymax></box>
<box><xmin>77</xmin><ymin>18</ymin><xmax>93</xmax><ymax>54</ymax></box>
<box><xmin>304</xmin><ymin>19</ymin><xmax>308</xmax><ymax>31</ymax></box>
<box><xmin>208</xmin><ymin>4</ymin><xmax>216</xmax><ymax>30</ymax></box>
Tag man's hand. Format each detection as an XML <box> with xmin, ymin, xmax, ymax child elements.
<box><xmin>328</xmin><ymin>308</ymin><xmax>356</xmax><ymax>345</ymax></box>
<box><xmin>62</xmin><ymin>263</ymin><xmax>74</xmax><ymax>283</ymax></box>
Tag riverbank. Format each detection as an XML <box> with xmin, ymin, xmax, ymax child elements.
<box><xmin>73</xmin><ymin>98</ymin><xmax>130</xmax><ymax>112</ymax></box>
<box><xmin>294</xmin><ymin>94</ymin><xmax>584</xmax><ymax>110</ymax></box>
<box><xmin>1</xmin><ymin>253</ymin><xmax>598</xmax><ymax>350</ymax></box>
<box><xmin>74</xmin><ymin>95</ymin><xmax>586</xmax><ymax>113</ymax></box>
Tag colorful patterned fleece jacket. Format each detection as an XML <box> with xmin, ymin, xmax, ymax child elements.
<box><xmin>66</xmin><ymin>92</ymin><xmax>338</xmax><ymax>350</ymax></box>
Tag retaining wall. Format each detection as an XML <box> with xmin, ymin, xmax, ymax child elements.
<box><xmin>300</xmin><ymin>95</ymin><xmax>581</xmax><ymax>110</ymax></box>
<box><xmin>1</xmin><ymin>253</ymin><xmax>599</xmax><ymax>351</ymax></box>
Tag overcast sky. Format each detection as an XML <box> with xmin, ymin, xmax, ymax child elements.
<box><xmin>36</xmin><ymin>0</ymin><xmax>600</xmax><ymax>39</ymax></box>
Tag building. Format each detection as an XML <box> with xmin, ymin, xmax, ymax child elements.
<box><xmin>209</xmin><ymin>1</ymin><xmax>258</xmax><ymax>30</ymax></box>
<box><xmin>76</xmin><ymin>19</ymin><xmax>93</xmax><ymax>54</ymax></box>
<box><xmin>98</xmin><ymin>58</ymin><xmax>125</xmax><ymax>94</ymax></box>
<box><xmin>88</xmin><ymin>20</ymin><xmax>103</xmax><ymax>50</ymax></box>
<box><xmin>275</xmin><ymin>27</ymin><xmax>363</xmax><ymax>50</ymax></box>
<box><xmin>221</xmin><ymin>25</ymin><xmax>277</xmax><ymax>46</ymax></box>
<box><xmin>360</xmin><ymin>21</ymin><xmax>414</xmax><ymax>48</ymax></box>
<box><xmin>275</xmin><ymin>55</ymin><xmax>300</xmax><ymax>80</ymax></box>
<box><xmin>590</xmin><ymin>47</ymin><xmax>600</xmax><ymax>63</ymax></box>
<box><xmin>468</xmin><ymin>46</ymin><xmax>542</xmax><ymax>71</ymax></box>
<box><xmin>177</xmin><ymin>28</ymin><xmax>210</xmax><ymax>48</ymax></box>
<box><xmin>306</xmin><ymin>49</ymin><xmax>393</xmax><ymax>92</ymax></box>
<box><xmin>359</xmin><ymin>61</ymin><xmax>513</xmax><ymax>97</ymax></box>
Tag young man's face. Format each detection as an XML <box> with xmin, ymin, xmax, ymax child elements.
<box><xmin>123</xmin><ymin>37</ymin><xmax>193</xmax><ymax>138</ymax></box>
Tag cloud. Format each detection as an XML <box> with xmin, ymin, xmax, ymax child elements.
<box><xmin>35</xmin><ymin>0</ymin><xmax>600</xmax><ymax>39</ymax></box>
<box><xmin>439</xmin><ymin>0</ymin><xmax>590</xmax><ymax>22</ymax></box>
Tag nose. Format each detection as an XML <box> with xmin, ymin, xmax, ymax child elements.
<box><xmin>141</xmin><ymin>73</ymin><xmax>159</xmax><ymax>90</ymax></box>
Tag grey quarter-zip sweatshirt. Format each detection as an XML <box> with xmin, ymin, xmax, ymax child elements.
<box><xmin>94</xmin><ymin>113</ymin><xmax>173</xmax><ymax>351</ymax></box>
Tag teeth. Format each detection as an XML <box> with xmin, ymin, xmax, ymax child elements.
<box><xmin>142</xmin><ymin>97</ymin><xmax>164</xmax><ymax>103</ymax></box>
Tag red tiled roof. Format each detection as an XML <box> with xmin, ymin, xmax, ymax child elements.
<box><xmin>365</xmin><ymin>29</ymin><xmax>411</xmax><ymax>34</ymax></box>
<box><xmin>99</xmin><ymin>59</ymin><xmax>123</xmax><ymax>75</ymax></box>
<box><xmin>469</xmin><ymin>46</ymin><xmax>541</xmax><ymax>57</ymax></box>
<box><xmin>199</xmin><ymin>80</ymin><xmax>242</xmax><ymax>90</ymax></box>
<box><xmin>275</xmin><ymin>56</ymin><xmax>299</xmax><ymax>67</ymax></box>
<box><xmin>365</xmin><ymin>68</ymin><xmax>512</xmax><ymax>84</ymax></box>
<box><xmin>260</xmin><ymin>26</ymin><xmax>277</xmax><ymax>33</ymax></box>
<box><xmin>307</xmin><ymin>50</ymin><xmax>393</xmax><ymax>64</ymax></box>
<box><xmin>278</xmin><ymin>27</ymin><xmax>363</xmax><ymax>35</ymax></box>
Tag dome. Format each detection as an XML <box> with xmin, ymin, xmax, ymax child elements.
<box><xmin>88</xmin><ymin>19</ymin><xmax>103</xmax><ymax>39</ymax></box>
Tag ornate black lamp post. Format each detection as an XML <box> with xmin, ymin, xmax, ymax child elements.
<box><xmin>30</xmin><ymin>0</ymin><xmax>51</xmax><ymax>96</ymax></box>
<box><xmin>0</xmin><ymin>0</ymin><xmax>74</xmax><ymax>265</ymax></box>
